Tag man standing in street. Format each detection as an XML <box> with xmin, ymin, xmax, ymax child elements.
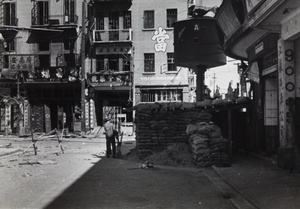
<box><xmin>103</xmin><ymin>118</ymin><xmax>117</xmax><ymax>158</ymax></box>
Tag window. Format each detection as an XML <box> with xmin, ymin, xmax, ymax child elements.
<box><xmin>4</xmin><ymin>3</ymin><xmax>16</xmax><ymax>26</ymax></box>
<box><xmin>96</xmin><ymin>14</ymin><xmax>104</xmax><ymax>30</ymax></box>
<box><xmin>167</xmin><ymin>53</ymin><xmax>176</xmax><ymax>71</ymax></box>
<box><xmin>141</xmin><ymin>90</ymin><xmax>156</xmax><ymax>103</ymax></box>
<box><xmin>144</xmin><ymin>53</ymin><xmax>155</xmax><ymax>72</ymax></box>
<box><xmin>37</xmin><ymin>1</ymin><xmax>49</xmax><ymax>25</ymax></box>
<box><xmin>64</xmin><ymin>0</ymin><xmax>76</xmax><ymax>23</ymax></box>
<box><xmin>5</xmin><ymin>41</ymin><xmax>15</xmax><ymax>52</ymax></box>
<box><xmin>157</xmin><ymin>90</ymin><xmax>182</xmax><ymax>102</ymax></box>
<box><xmin>96</xmin><ymin>55</ymin><xmax>105</xmax><ymax>72</ymax></box>
<box><xmin>109</xmin><ymin>12</ymin><xmax>119</xmax><ymax>41</ymax></box>
<box><xmin>166</xmin><ymin>9</ymin><xmax>177</xmax><ymax>28</ymax></box>
<box><xmin>95</xmin><ymin>14</ymin><xmax>104</xmax><ymax>41</ymax></box>
<box><xmin>123</xmin><ymin>54</ymin><xmax>131</xmax><ymax>71</ymax></box>
<box><xmin>144</xmin><ymin>10</ymin><xmax>154</xmax><ymax>29</ymax></box>
<box><xmin>140</xmin><ymin>89</ymin><xmax>183</xmax><ymax>102</ymax></box>
<box><xmin>123</xmin><ymin>11</ymin><xmax>131</xmax><ymax>29</ymax></box>
<box><xmin>262</xmin><ymin>51</ymin><xmax>278</xmax><ymax>70</ymax></box>
<box><xmin>108</xmin><ymin>55</ymin><xmax>118</xmax><ymax>71</ymax></box>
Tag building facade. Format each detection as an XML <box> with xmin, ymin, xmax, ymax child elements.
<box><xmin>87</xmin><ymin>0</ymin><xmax>133</xmax><ymax>131</ymax></box>
<box><xmin>130</xmin><ymin>0</ymin><xmax>190</xmax><ymax>104</ymax></box>
<box><xmin>87</xmin><ymin>0</ymin><xmax>192</xmax><ymax>133</ymax></box>
<box><xmin>0</xmin><ymin>0</ymin><xmax>193</xmax><ymax>136</ymax></box>
<box><xmin>0</xmin><ymin>0</ymin><xmax>87</xmax><ymax>135</ymax></box>
<box><xmin>216</xmin><ymin>0</ymin><xmax>300</xmax><ymax>170</ymax></box>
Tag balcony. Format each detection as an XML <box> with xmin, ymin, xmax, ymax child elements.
<box><xmin>87</xmin><ymin>70</ymin><xmax>132</xmax><ymax>90</ymax></box>
<box><xmin>93</xmin><ymin>29</ymin><xmax>132</xmax><ymax>43</ymax></box>
<box><xmin>31</xmin><ymin>14</ymin><xmax>78</xmax><ymax>27</ymax></box>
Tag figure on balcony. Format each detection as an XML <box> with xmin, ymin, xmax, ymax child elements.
<box><xmin>56</xmin><ymin>68</ymin><xmax>63</xmax><ymax>79</ymax></box>
<box><xmin>99</xmin><ymin>75</ymin><xmax>105</xmax><ymax>82</ymax></box>
<box><xmin>41</xmin><ymin>69</ymin><xmax>50</xmax><ymax>80</ymax></box>
<box><xmin>27</xmin><ymin>70</ymin><xmax>35</xmax><ymax>81</ymax></box>
<box><xmin>116</xmin><ymin>75</ymin><xmax>122</xmax><ymax>83</ymax></box>
<box><xmin>68</xmin><ymin>68</ymin><xmax>78</xmax><ymax>82</ymax></box>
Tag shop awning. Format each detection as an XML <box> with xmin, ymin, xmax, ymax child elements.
<box><xmin>245</xmin><ymin>61</ymin><xmax>260</xmax><ymax>83</ymax></box>
<box><xmin>0</xmin><ymin>28</ymin><xmax>18</xmax><ymax>43</ymax></box>
<box><xmin>26</xmin><ymin>27</ymin><xmax>77</xmax><ymax>43</ymax></box>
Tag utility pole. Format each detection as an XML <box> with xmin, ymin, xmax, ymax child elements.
<box><xmin>212</xmin><ymin>73</ymin><xmax>216</xmax><ymax>95</ymax></box>
<box><xmin>195</xmin><ymin>65</ymin><xmax>206</xmax><ymax>101</ymax></box>
<box><xmin>81</xmin><ymin>1</ymin><xmax>86</xmax><ymax>133</ymax></box>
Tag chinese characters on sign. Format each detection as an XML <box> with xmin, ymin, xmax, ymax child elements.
<box><xmin>9</xmin><ymin>55</ymin><xmax>35</xmax><ymax>71</ymax></box>
<box><xmin>152</xmin><ymin>27</ymin><xmax>170</xmax><ymax>52</ymax></box>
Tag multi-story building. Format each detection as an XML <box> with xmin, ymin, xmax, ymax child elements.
<box><xmin>0</xmin><ymin>0</ymin><xmax>193</xmax><ymax>136</ymax></box>
<box><xmin>130</xmin><ymin>0</ymin><xmax>190</xmax><ymax>104</ymax></box>
<box><xmin>216</xmin><ymin>0</ymin><xmax>300</xmax><ymax>170</ymax></box>
<box><xmin>0</xmin><ymin>0</ymin><xmax>86</xmax><ymax>135</ymax></box>
<box><xmin>87</xmin><ymin>0</ymin><xmax>133</xmax><ymax>131</ymax></box>
<box><xmin>87</xmin><ymin>0</ymin><xmax>191</xmax><ymax>133</ymax></box>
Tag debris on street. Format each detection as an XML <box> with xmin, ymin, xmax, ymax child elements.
<box><xmin>37</xmin><ymin>160</ymin><xmax>57</xmax><ymax>165</ymax></box>
<box><xmin>143</xmin><ymin>143</ymin><xmax>193</xmax><ymax>167</ymax></box>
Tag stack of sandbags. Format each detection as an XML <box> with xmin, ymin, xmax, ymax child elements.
<box><xmin>186</xmin><ymin>111</ymin><xmax>231</xmax><ymax>167</ymax></box>
<box><xmin>189</xmin><ymin>134</ymin><xmax>211</xmax><ymax>167</ymax></box>
<box><xmin>209</xmin><ymin>138</ymin><xmax>231</xmax><ymax>167</ymax></box>
<box><xmin>135</xmin><ymin>105</ymin><xmax>199</xmax><ymax>159</ymax></box>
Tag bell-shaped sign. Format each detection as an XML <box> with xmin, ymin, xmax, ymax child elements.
<box><xmin>173</xmin><ymin>17</ymin><xmax>226</xmax><ymax>69</ymax></box>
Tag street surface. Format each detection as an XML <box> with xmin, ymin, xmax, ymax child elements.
<box><xmin>0</xmin><ymin>137</ymin><xmax>240</xmax><ymax>209</ymax></box>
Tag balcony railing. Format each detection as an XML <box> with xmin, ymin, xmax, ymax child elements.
<box><xmin>31</xmin><ymin>14</ymin><xmax>78</xmax><ymax>26</ymax></box>
<box><xmin>87</xmin><ymin>70</ymin><xmax>132</xmax><ymax>87</ymax></box>
<box><xmin>93</xmin><ymin>29</ymin><xmax>132</xmax><ymax>43</ymax></box>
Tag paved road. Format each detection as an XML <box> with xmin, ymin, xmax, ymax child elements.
<box><xmin>0</xmin><ymin>139</ymin><xmax>104</xmax><ymax>209</ymax></box>
<box><xmin>0</xmin><ymin>138</ymin><xmax>251</xmax><ymax>209</ymax></box>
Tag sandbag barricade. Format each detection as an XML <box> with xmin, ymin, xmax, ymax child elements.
<box><xmin>187</xmin><ymin>121</ymin><xmax>231</xmax><ymax>167</ymax></box>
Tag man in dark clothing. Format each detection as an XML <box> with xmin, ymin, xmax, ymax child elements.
<box><xmin>103</xmin><ymin>118</ymin><xmax>118</xmax><ymax>158</ymax></box>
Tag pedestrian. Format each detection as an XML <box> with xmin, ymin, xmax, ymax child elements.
<box><xmin>104</xmin><ymin>118</ymin><xmax>117</xmax><ymax>158</ymax></box>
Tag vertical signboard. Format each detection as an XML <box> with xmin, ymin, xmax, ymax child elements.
<box><xmin>45</xmin><ymin>104</ymin><xmax>51</xmax><ymax>133</ymax></box>
<box><xmin>277</xmin><ymin>39</ymin><xmax>295</xmax><ymax>168</ymax></box>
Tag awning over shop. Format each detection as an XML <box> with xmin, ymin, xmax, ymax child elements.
<box><xmin>26</xmin><ymin>27</ymin><xmax>77</xmax><ymax>43</ymax></box>
<box><xmin>245</xmin><ymin>61</ymin><xmax>260</xmax><ymax>83</ymax></box>
<box><xmin>0</xmin><ymin>28</ymin><xmax>18</xmax><ymax>43</ymax></box>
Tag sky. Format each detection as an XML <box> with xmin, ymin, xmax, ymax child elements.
<box><xmin>205</xmin><ymin>58</ymin><xmax>241</xmax><ymax>96</ymax></box>
<box><xmin>199</xmin><ymin>0</ymin><xmax>240</xmax><ymax>96</ymax></box>
<box><xmin>199</xmin><ymin>0</ymin><xmax>223</xmax><ymax>7</ymax></box>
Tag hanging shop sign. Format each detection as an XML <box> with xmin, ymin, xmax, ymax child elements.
<box><xmin>216</xmin><ymin>0</ymin><xmax>241</xmax><ymax>39</ymax></box>
<box><xmin>9</xmin><ymin>55</ymin><xmax>35</xmax><ymax>71</ymax></box>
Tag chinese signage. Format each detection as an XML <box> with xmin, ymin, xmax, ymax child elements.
<box><xmin>152</xmin><ymin>27</ymin><xmax>169</xmax><ymax>52</ymax></box>
<box><xmin>9</xmin><ymin>55</ymin><xmax>35</xmax><ymax>71</ymax></box>
<box><xmin>245</xmin><ymin>0</ymin><xmax>264</xmax><ymax>13</ymax></box>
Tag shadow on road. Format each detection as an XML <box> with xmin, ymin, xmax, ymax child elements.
<box><xmin>43</xmin><ymin>156</ymin><xmax>235</xmax><ymax>209</ymax></box>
